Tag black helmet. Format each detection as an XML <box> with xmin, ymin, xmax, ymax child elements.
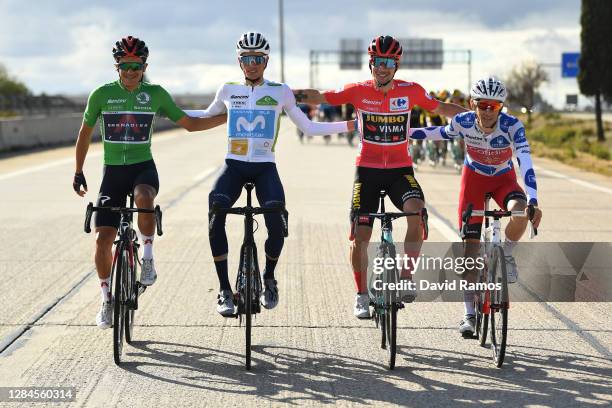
<box><xmin>112</xmin><ymin>36</ymin><xmax>149</xmax><ymax>62</ymax></box>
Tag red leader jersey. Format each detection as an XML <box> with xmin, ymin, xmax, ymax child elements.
<box><xmin>324</xmin><ymin>79</ymin><xmax>439</xmax><ymax>168</ymax></box>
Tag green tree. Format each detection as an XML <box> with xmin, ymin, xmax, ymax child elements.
<box><xmin>578</xmin><ymin>0</ymin><xmax>612</xmax><ymax>142</ymax></box>
<box><xmin>505</xmin><ymin>60</ymin><xmax>549</xmax><ymax>124</ymax></box>
<box><xmin>0</xmin><ymin>63</ymin><xmax>30</xmax><ymax>96</ymax></box>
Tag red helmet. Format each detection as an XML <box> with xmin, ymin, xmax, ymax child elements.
<box><xmin>112</xmin><ymin>36</ymin><xmax>149</xmax><ymax>62</ymax></box>
<box><xmin>368</xmin><ymin>35</ymin><xmax>402</xmax><ymax>59</ymax></box>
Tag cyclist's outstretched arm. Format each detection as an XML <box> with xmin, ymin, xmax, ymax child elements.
<box><xmin>177</xmin><ymin>113</ymin><xmax>227</xmax><ymax>132</ymax></box>
<box><xmin>431</xmin><ymin>100</ymin><xmax>468</xmax><ymax>118</ymax></box>
<box><xmin>284</xmin><ymin>85</ymin><xmax>353</xmax><ymax>135</ymax></box>
<box><xmin>293</xmin><ymin>89</ymin><xmax>328</xmax><ymax>105</ymax></box>
<box><xmin>409</xmin><ymin>125</ymin><xmax>454</xmax><ymax>141</ymax></box>
<box><xmin>183</xmin><ymin>84</ymin><xmax>227</xmax><ymax>118</ymax></box>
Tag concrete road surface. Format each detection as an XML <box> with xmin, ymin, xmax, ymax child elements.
<box><xmin>0</xmin><ymin>122</ymin><xmax>610</xmax><ymax>407</ymax></box>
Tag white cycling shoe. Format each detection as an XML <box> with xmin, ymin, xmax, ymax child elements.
<box><xmin>96</xmin><ymin>301</ymin><xmax>112</xmax><ymax>329</ymax></box>
<box><xmin>353</xmin><ymin>294</ymin><xmax>370</xmax><ymax>319</ymax></box>
<box><xmin>140</xmin><ymin>258</ymin><xmax>157</xmax><ymax>286</ymax></box>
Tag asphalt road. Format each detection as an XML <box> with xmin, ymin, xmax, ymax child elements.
<box><xmin>0</xmin><ymin>121</ymin><xmax>610</xmax><ymax>407</ymax></box>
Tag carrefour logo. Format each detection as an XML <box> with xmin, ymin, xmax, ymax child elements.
<box><xmin>229</xmin><ymin>109</ymin><xmax>275</xmax><ymax>139</ymax></box>
<box><xmin>390</xmin><ymin>97</ymin><xmax>409</xmax><ymax>111</ymax></box>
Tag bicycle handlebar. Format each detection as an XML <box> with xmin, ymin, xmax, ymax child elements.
<box><xmin>356</xmin><ymin>208</ymin><xmax>429</xmax><ymax>241</ymax></box>
<box><xmin>462</xmin><ymin>203</ymin><xmax>538</xmax><ymax>237</ymax></box>
<box><xmin>209</xmin><ymin>205</ymin><xmax>289</xmax><ymax>237</ymax></box>
<box><xmin>84</xmin><ymin>203</ymin><xmax>163</xmax><ymax>236</ymax></box>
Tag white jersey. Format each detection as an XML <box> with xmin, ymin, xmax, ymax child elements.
<box><xmin>188</xmin><ymin>79</ymin><xmax>347</xmax><ymax>163</ymax></box>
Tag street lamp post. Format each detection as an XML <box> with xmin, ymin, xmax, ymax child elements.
<box><xmin>279</xmin><ymin>0</ymin><xmax>285</xmax><ymax>83</ymax></box>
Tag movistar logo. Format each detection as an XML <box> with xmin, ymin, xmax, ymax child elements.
<box><xmin>237</xmin><ymin>115</ymin><xmax>266</xmax><ymax>132</ymax></box>
<box><xmin>256</xmin><ymin>96</ymin><xmax>278</xmax><ymax>106</ymax></box>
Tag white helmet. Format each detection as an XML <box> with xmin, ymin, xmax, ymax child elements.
<box><xmin>236</xmin><ymin>32</ymin><xmax>270</xmax><ymax>55</ymax></box>
<box><xmin>470</xmin><ymin>76</ymin><xmax>507</xmax><ymax>102</ymax></box>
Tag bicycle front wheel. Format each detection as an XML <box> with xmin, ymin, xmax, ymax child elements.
<box><xmin>385</xmin><ymin>303</ymin><xmax>398</xmax><ymax>370</ymax></box>
<box><xmin>113</xmin><ymin>245</ymin><xmax>127</xmax><ymax>365</ymax></box>
<box><xmin>243</xmin><ymin>245</ymin><xmax>254</xmax><ymax>371</ymax></box>
<box><xmin>489</xmin><ymin>246</ymin><xmax>509</xmax><ymax>367</ymax></box>
<box><xmin>125</xmin><ymin>246</ymin><xmax>137</xmax><ymax>344</ymax></box>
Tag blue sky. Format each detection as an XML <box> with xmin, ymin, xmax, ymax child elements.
<box><xmin>0</xmin><ymin>0</ymin><xmax>582</xmax><ymax>107</ymax></box>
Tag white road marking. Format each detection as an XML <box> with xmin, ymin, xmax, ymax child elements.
<box><xmin>0</xmin><ymin>132</ymin><xmax>183</xmax><ymax>182</ymax></box>
<box><xmin>536</xmin><ymin>166</ymin><xmax>612</xmax><ymax>195</ymax></box>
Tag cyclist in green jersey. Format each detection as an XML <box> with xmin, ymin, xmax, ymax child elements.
<box><xmin>73</xmin><ymin>36</ymin><xmax>226</xmax><ymax>329</ymax></box>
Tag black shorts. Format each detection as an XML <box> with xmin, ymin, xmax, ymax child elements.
<box><xmin>350</xmin><ymin>166</ymin><xmax>425</xmax><ymax>226</ymax></box>
<box><xmin>95</xmin><ymin>160</ymin><xmax>159</xmax><ymax>229</ymax></box>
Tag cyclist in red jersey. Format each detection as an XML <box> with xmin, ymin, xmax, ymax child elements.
<box><xmin>295</xmin><ymin>35</ymin><xmax>466</xmax><ymax>318</ymax></box>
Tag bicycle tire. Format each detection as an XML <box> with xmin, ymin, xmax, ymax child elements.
<box><xmin>382</xmin><ymin>242</ymin><xmax>399</xmax><ymax>369</ymax></box>
<box><xmin>244</xmin><ymin>244</ymin><xmax>253</xmax><ymax>371</ymax></box>
<box><xmin>489</xmin><ymin>246</ymin><xmax>509</xmax><ymax>367</ymax></box>
<box><xmin>477</xmin><ymin>264</ymin><xmax>489</xmax><ymax>346</ymax></box>
<box><xmin>113</xmin><ymin>244</ymin><xmax>126</xmax><ymax>365</ymax></box>
<box><xmin>385</xmin><ymin>303</ymin><xmax>398</xmax><ymax>370</ymax></box>
<box><xmin>125</xmin><ymin>246</ymin><xmax>136</xmax><ymax>344</ymax></box>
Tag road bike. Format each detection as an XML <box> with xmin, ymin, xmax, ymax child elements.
<box><xmin>462</xmin><ymin>194</ymin><xmax>537</xmax><ymax>367</ymax></box>
<box><xmin>362</xmin><ymin>191</ymin><xmax>428</xmax><ymax>369</ymax></box>
<box><xmin>209</xmin><ymin>183</ymin><xmax>288</xmax><ymax>370</ymax></box>
<box><xmin>84</xmin><ymin>195</ymin><xmax>163</xmax><ymax>365</ymax></box>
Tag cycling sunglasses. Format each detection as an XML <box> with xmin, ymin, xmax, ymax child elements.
<box><xmin>371</xmin><ymin>57</ymin><xmax>398</xmax><ymax>69</ymax></box>
<box><xmin>240</xmin><ymin>55</ymin><xmax>267</xmax><ymax>65</ymax></box>
<box><xmin>117</xmin><ymin>62</ymin><xmax>145</xmax><ymax>71</ymax></box>
<box><xmin>475</xmin><ymin>100</ymin><xmax>503</xmax><ymax>111</ymax></box>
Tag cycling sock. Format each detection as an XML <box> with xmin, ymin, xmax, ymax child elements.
<box><xmin>353</xmin><ymin>271</ymin><xmax>366</xmax><ymax>293</ymax></box>
<box><xmin>463</xmin><ymin>290</ymin><xmax>476</xmax><ymax>316</ymax></box>
<box><xmin>503</xmin><ymin>238</ymin><xmax>517</xmax><ymax>256</ymax></box>
<box><xmin>264</xmin><ymin>256</ymin><xmax>277</xmax><ymax>280</ymax></box>
<box><xmin>214</xmin><ymin>259</ymin><xmax>232</xmax><ymax>291</ymax></box>
<box><xmin>142</xmin><ymin>234</ymin><xmax>154</xmax><ymax>260</ymax></box>
<box><xmin>100</xmin><ymin>278</ymin><xmax>111</xmax><ymax>302</ymax></box>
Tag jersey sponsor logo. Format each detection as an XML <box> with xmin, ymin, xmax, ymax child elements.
<box><xmin>457</xmin><ymin>114</ymin><xmax>475</xmax><ymax>128</ymax></box>
<box><xmin>229</xmin><ymin>109</ymin><xmax>275</xmax><ymax>139</ymax></box>
<box><xmin>107</xmin><ymin>99</ymin><xmax>127</xmax><ymax>104</ymax></box>
<box><xmin>398</xmin><ymin>82</ymin><xmax>414</xmax><ymax>87</ymax></box>
<box><xmin>466</xmin><ymin>145</ymin><xmax>512</xmax><ymax>165</ymax></box>
<box><xmin>231</xmin><ymin>100</ymin><xmax>247</xmax><ymax>108</ymax></box>
<box><xmin>390</xmin><ymin>97</ymin><xmax>409</xmax><ymax>111</ymax></box>
<box><xmin>361</xmin><ymin>113</ymin><xmax>409</xmax><ymax>143</ymax></box>
<box><xmin>256</xmin><ymin>96</ymin><xmax>278</xmax><ymax>106</ymax></box>
<box><xmin>102</xmin><ymin>112</ymin><xmax>154</xmax><ymax>143</ymax></box>
<box><xmin>361</xmin><ymin>98</ymin><xmax>383</xmax><ymax>105</ymax></box>
<box><xmin>230</xmin><ymin>139</ymin><xmax>249</xmax><ymax>155</ymax></box>
<box><xmin>230</xmin><ymin>95</ymin><xmax>249</xmax><ymax>99</ymax></box>
<box><xmin>136</xmin><ymin>92</ymin><xmax>151</xmax><ymax>105</ymax></box>
<box><xmin>490</xmin><ymin>135</ymin><xmax>511</xmax><ymax>148</ymax></box>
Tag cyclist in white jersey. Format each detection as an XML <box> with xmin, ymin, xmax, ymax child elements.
<box><xmin>190</xmin><ymin>32</ymin><xmax>354</xmax><ymax>316</ymax></box>
<box><xmin>410</xmin><ymin>77</ymin><xmax>542</xmax><ymax>336</ymax></box>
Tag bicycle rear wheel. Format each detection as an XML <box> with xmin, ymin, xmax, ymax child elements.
<box><xmin>489</xmin><ymin>246</ymin><xmax>509</xmax><ymax>367</ymax></box>
<box><xmin>113</xmin><ymin>245</ymin><xmax>127</xmax><ymax>365</ymax></box>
